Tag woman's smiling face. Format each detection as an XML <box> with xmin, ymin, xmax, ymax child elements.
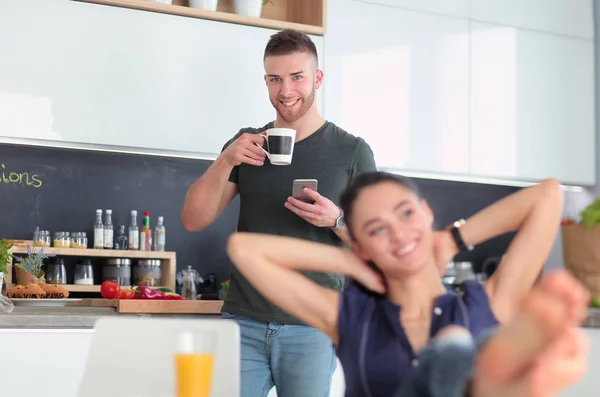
<box><xmin>349</xmin><ymin>181</ymin><xmax>435</xmax><ymax>277</ymax></box>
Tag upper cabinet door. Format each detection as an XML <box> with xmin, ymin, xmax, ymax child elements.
<box><xmin>0</xmin><ymin>0</ymin><xmax>323</xmax><ymax>157</ymax></box>
<box><xmin>469</xmin><ymin>22</ymin><xmax>595</xmax><ymax>185</ymax></box>
<box><xmin>324</xmin><ymin>0</ymin><xmax>470</xmax><ymax>174</ymax></box>
<box><xmin>358</xmin><ymin>0</ymin><xmax>468</xmax><ymax>18</ymax></box>
<box><xmin>470</xmin><ymin>0</ymin><xmax>594</xmax><ymax>39</ymax></box>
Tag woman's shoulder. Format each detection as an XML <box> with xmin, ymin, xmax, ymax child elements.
<box><xmin>338</xmin><ymin>281</ymin><xmax>383</xmax><ymax>329</ymax></box>
<box><xmin>454</xmin><ymin>279</ymin><xmax>500</xmax><ymax>331</ymax></box>
<box><xmin>341</xmin><ymin>281</ymin><xmax>376</xmax><ymax>306</ymax></box>
<box><xmin>455</xmin><ymin>279</ymin><xmax>487</xmax><ymax>295</ymax></box>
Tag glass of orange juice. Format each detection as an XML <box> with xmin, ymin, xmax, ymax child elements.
<box><xmin>175</xmin><ymin>331</ymin><xmax>216</xmax><ymax>397</ymax></box>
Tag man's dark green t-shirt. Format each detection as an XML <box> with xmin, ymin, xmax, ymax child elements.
<box><xmin>221</xmin><ymin>120</ymin><xmax>377</xmax><ymax>325</ymax></box>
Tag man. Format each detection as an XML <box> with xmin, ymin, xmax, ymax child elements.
<box><xmin>181</xmin><ymin>29</ymin><xmax>377</xmax><ymax>397</ymax></box>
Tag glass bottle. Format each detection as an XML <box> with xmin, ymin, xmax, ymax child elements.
<box><xmin>103</xmin><ymin>209</ymin><xmax>114</xmax><ymax>250</ymax></box>
<box><xmin>94</xmin><ymin>209</ymin><xmax>104</xmax><ymax>249</ymax></box>
<box><xmin>154</xmin><ymin>216</ymin><xmax>166</xmax><ymax>251</ymax></box>
<box><xmin>139</xmin><ymin>211</ymin><xmax>152</xmax><ymax>251</ymax></box>
<box><xmin>128</xmin><ymin>210</ymin><xmax>139</xmax><ymax>250</ymax></box>
<box><xmin>115</xmin><ymin>225</ymin><xmax>128</xmax><ymax>250</ymax></box>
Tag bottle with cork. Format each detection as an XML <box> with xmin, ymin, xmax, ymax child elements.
<box><xmin>93</xmin><ymin>209</ymin><xmax>104</xmax><ymax>249</ymax></box>
<box><xmin>103</xmin><ymin>209</ymin><xmax>114</xmax><ymax>250</ymax></box>
<box><xmin>128</xmin><ymin>210</ymin><xmax>139</xmax><ymax>250</ymax></box>
<box><xmin>154</xmin><ymin>216</ymin><xmax>166</xmax><ymax>251</ymax></box>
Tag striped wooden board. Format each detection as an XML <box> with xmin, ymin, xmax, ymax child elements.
<box><xmin>72</xmin><ymin>298</ymin><xmax>223</xmax><ymax>314</ymax></box>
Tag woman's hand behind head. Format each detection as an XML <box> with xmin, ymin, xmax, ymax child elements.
<box><xmin>344</xmin><ymin>250</ymin><xmax>386</xmax><ymax>294</ymax></box>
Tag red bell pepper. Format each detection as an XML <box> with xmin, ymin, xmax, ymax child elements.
<box><xmin>164</xmin><ymin>294</ymin><xmax>183</xmax><ymax>300</ymax></box>
<box><xmin>133</xmin><ymin>285</ymin><xmax>165</xmax><ymax>299</ymax></box>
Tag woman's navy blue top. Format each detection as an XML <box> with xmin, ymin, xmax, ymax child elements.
<box><xmin>336</xmin><ymin>280</ymin><xmax>499</xmax><ymax>397</ymax></box>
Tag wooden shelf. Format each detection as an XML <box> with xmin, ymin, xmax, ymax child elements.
<box><xmin>75</xmin><ymin>0</ymin><xmax>326</xmax><ymax>35</ymax></box>
<box><xmin>6</xmin><ymin>247</ymin><xmax>177</xmax><ymax>291</ymax></box>
<box><xmin>8</xmin><ymin>246</ymin><xmax>174</xmax><ymax>259</ymax></box>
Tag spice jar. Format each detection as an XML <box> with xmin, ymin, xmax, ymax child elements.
<box><xmin>103</xmin><ymin>258</ymin><xmax>132</xmax><ymax>286</ymax></box>
<box><xmin>70</xmin><ymin>232</ymin><xmax>88</xmax><ymax>249</ymax></box>
<box><xmin>46</xmin><ymin>258</ymin><xmax>67</xmax><ymax>284</ymax></box>
<box><xmin>74</xmin><ymin>259</ymin><xmax>94</xmax><ymax>285</ymax></box>
<box><xmin>133</xmin><ymin>259</ymin><xmax>162</xmax><ymax>286</ymax></box>
<box><xmin>53</xmin><ymin>232</ymin><xmax>71</xmax><ymax>248</ymax></box>
<box><xmin>34</xmin><ymin>230</ymin><xmax>51</xmax><ymax>247</ymax></box>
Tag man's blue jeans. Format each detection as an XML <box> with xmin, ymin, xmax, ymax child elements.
<box><xmin>222</xmin><ymin>312</ymin><xmax>337</xmax><ymax>397</ymax></box>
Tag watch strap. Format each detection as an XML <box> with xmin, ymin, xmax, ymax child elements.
<box><xmin>449</xmin><ymin>219</ymin><xmax>474</xmax><ymax>252</ymax></box>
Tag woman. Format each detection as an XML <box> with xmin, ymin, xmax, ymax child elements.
<box><xmin>226</xmin><ymin>171</ymin><xmax>586</xmax><ymax>396</ymax></box>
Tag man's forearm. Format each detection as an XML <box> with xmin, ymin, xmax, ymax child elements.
<box><xmin>181</xmin><ymin>157</ymin><xmax>235</xmax><ymax>232</ymax></box>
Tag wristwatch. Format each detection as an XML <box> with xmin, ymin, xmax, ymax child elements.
<box><xmin>448</xmin><ymin>219</ymin><xmax>474</xmax><ymax>252</ymax></box>
<box><xmin>331</xmin><ymin>209</ymin><xmax>345</xmax><ymax>231</ymax></box>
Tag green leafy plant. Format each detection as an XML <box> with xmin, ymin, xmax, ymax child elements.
<box><xmin>580</xmin><ymin>199</ymin><xmax>600</xmax><ymax>230</ymax></box>
<box><xmin>13</xmin><ymin>227</ymin><xmax>54</xmax><ymax>278</ymax></box>
<box><xmin>0</xmin><ymin>238</ymin><xmax>14</xmax><ymax>281</ymax></box>
<box><xmin>220</xmin><ymin>278</ymin><xmax>230</xmax><ymax>299</ymax></box>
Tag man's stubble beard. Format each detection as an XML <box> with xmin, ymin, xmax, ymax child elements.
<box><xmin>272</xmin><ymin>86</ymin><xmax>316</xmax><ymax>124</ymax></box>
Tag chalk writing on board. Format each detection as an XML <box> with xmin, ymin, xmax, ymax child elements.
<box><xmin>0</xmin><ymin>164</ymin><xmax>43</xmax><ymax>188</ymax></box>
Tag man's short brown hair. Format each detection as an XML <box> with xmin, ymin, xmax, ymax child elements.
<box><xmin>263</xmin><ymin>29</ymin><xmax>318</xmax><ymax>67</ymax></box>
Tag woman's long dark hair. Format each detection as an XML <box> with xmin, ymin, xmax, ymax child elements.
<box><xmin>340</xmin><ymin>171</ymin><xmax>423</xmax><ymax>295</ymax></box>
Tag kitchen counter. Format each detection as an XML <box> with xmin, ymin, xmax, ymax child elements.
<box><xmin>2</xmin><ymin>305</ymin><xmax>599</xmax><ymax>329</ymax></box>
<box><xmin>0</xmin><ymin>305</ymin><xmax>221</xmax><ymax>328</ymax></box>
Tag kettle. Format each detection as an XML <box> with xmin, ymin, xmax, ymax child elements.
<box><xmin>176</xmin><ymin>265</ymin><xmax>203</xmax><ymax>300</ymax></box>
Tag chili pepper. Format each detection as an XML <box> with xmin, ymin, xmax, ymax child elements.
<box><xmin>118</xmin><ymin>289</ymin><xmax>136</xmax><ymax>299</ymax></box>
<box><xmin>133</xmin><ymin>285</ymin><xmax>165</xmax><ymax>299</ymax></box>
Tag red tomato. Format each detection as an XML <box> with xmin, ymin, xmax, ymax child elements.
<box><xmin>101</xmin><ymin>280</ymin><xmax>120</xmax><ymax>299</ymax></box>
<box><xmin>561</xmin><ymin>218</ymin><xmax>574</xmax><ymax>226</ymax></box>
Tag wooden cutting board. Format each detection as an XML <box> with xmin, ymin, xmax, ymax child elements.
<box><xmin>73</xmin><ymin>298</ymin><xmax>223</xmax><ymax>314</ymax></box>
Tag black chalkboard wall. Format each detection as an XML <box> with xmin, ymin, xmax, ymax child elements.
<box><xmin>0</xmin><ymin>142</ymin><xmax>519</xmax><ymax>286</ymax></box>
<box><xmin>0</xmin><ymin>143</ymin><xmax>240</xmax><ymax>286</ymax></box>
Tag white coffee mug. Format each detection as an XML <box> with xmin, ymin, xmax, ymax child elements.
<box><xmin>256</xmin><ymin>128</ymin><xmax>296</xmax><ymax>165</ymax></box>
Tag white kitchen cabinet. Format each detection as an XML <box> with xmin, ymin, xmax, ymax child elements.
<box><xmin>469</xmin><ymin>22</ymin><xmax>595</xmax><ymax>185</ymax></box>
<box><xmin>0</xmin><ymin>0</ymin><xmax>323</xmax><ymax>157</ymax></box>
<box><xmin>357</xmin><ymin>0</ymin><xmax>469</xmax><ymax>18</ymax></box>
<box><xmin>324</xmin><ymin>0</ymin><xmax>470</xmax><ymax>174</ymax></box>
<box><xmin>470</xmin><ymin>0</ymin><xmax>594</xmax><ymax>40</ymax></box>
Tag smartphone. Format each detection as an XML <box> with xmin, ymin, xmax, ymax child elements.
<box><xmin>292</xmin><ymin>179</ymin><xmax>318</xmax><ymax>204</ymax></box>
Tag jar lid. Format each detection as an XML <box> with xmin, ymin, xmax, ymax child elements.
<box><xmin>54</xmin><ymin>231</ymin><xmax>64</xmax><ymax>238</ymax></box>
<box><xmin>454</xmin><ymin>261</ymin><xmax>472</xmax><ymax>269</ymax></box>
<box><xmin>107</xmin><ymin>258</ymin><xmax>132</xmax><ymax>266</ymax></box>
<box><xmin>137</xmin><ymin>259</ymin><xmax>161</xmax><ymax>267</ymax></box>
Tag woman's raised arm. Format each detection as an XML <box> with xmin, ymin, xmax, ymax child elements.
<box><xmin>226</xmin><ymin>232</ymin><xmax>384</xmax><ymax>343</ymax></box>
<box><xmin>450</xmin><ymin>178</ymin><xmax>564</xmax><ymax>323</ymax></box>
